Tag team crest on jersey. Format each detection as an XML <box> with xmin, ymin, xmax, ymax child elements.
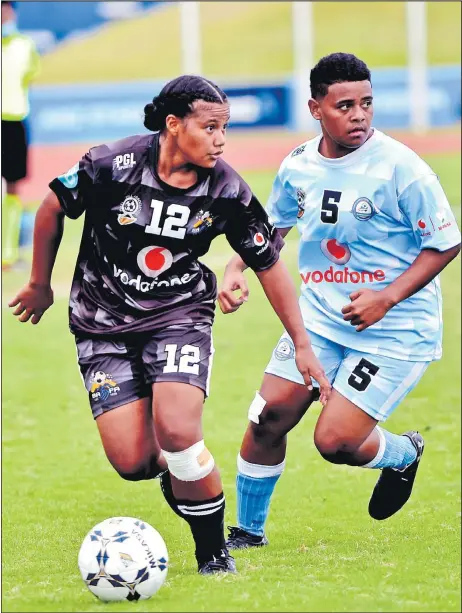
<box><xmin>274</xmin><ymin>337</ymin><xmax>295</xmax><ymax>361</ymax></box>
<box><xmin>291</xmin><ymin>144</ymin><xmax>306</xmax><ymax>157</ymax></box>
<box><xmin>90</xmin><ymin>371</ymin><xmax>120</xmax><ymax>402</ymax></box>
<box><xmin>191</xmin><ymin>210</ymin><xmax>214</xmax><ymax>234</ymax></box>
<box><xmin>296</xmin><ymin>188</ymin><xmax>306</xmax><ymax>218</ymax></box>
<box><xmin>118</xmin><ymin>195</ymin><xmax>142</xmax><ymax>225</ymax></box>
<box><xmin>352</xmin><ymin>197</ymin><xmax>377</xmax><ymax>221</ymax></box>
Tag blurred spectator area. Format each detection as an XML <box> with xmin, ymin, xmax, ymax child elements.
<box><xmin>17</xmin><ymin>1</ymin><xmax>161</xmax><ymax>54</ymax></box>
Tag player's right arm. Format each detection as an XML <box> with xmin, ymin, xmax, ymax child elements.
<box><xmin>8</xmin><ymin>191</ymin><xmax>65</xmax><ymax>324</ymax></box>
<box><xmin>9</xmin><ymin>150</ymin><xmax>96</xmax><ymax>324</ymax></box>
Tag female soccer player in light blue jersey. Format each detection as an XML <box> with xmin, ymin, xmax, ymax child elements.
<box><xmin>219</xmin><ymin>53</ymin><xmax>461</xmax><ymax>549</ymax></box>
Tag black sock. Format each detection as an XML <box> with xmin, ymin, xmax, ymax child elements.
<box><xmin>175</xmin><ymin>492</ymin><xmax>226</xmax><ymax>563</ymax></box>
<box><xmin>159</xmin><ymin>471</ymin><xmax>183</xmax><ymax>517</ymax></box>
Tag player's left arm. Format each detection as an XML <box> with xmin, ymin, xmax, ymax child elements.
<box><xmin>342</xmin><ymin>173</ymin><xmax>461</xmax><ymax>332</ymax></box>
<box><xmin>219</xmin><ymin>169</ymin><xmax>298</xmax><ymax>314</ymax></box>
<box><xmin>218</xmin><ymin>226</ymin><xmax>292</xmax><ymax>314</ymax></box>
<box><xmin>342</xmin><ymin>245</ymin><xmax>460</xmax><ymax>332</ymax></box>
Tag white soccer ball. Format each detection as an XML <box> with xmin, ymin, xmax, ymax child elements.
<box><xmin>78</xmin><ymin>517</ymin><xmax>168</xmax><ymax>602</ymax></box>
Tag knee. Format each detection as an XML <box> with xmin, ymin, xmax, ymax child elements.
<box><xmin>249</xmin><ymin>399</ymin><xmax>292</xmax><ymax>445</ymax></box>
<box><xmin>313</xmin><ymin>430</ymin><xmax>360</xmax><ymax>464</ymax></box>
<box><xmin>118</xmin><ymin>467</ymin><xmax>147</xmax><ymax>482</ymax></box>
<box><xmin>162</xmin><ymin>440</ymin><xmax>215</xmax><ymax>482</ymax></box>
<box><xmin>158</xmin><ymin>424</ymin><xmax>194</xmax><ymax>453</ymax></box>
<box><xmin>114</xmin><ymin>456</ymin><xmax>165</xmax><ymax>481</ymax></box>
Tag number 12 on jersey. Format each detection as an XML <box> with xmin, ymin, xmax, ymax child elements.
<box><xmin>145</xmin><ymin>199</ymin><xmax>190</xmax><ymax>239</ymax></box>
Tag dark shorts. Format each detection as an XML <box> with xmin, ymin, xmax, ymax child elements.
<box><xmin>75</xmin><ymin>323</ymin><xmax>214</xmax><ymax>418</ymax></box>
<box><xmin>1</xmin><ymin>120</ymin><xmax>28</xmax><ymax>182</ymax></box>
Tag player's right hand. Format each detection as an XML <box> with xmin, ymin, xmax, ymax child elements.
<box><xmin>8</xmin><ymin>282</ymin><xmax>54</xmax><ymax>324</ymax></box>
<box><xmin>294</xmin><ymin>344</ymin><xmax>331</xmax><ymax>405</ymax></box>
<box><xmin>218</xmin><ymin>269</ymin><xmax>249</xmax><ymax>314</ymax></box>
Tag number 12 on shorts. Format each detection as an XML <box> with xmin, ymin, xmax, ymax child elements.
<box><xmin>163</xmin><ymin>344</ymin><xmax>200</xmax><ymax>375</ymax></box>
<box><xmin>348</xmin><ymin>358</ymin><xmax>379</xmax><ymax>392</ymax></box>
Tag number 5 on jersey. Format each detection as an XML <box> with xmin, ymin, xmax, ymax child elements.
<box><xmin>320</xmin><ymin>190</ymin><xmax>341</xmax><ymax>224</ymax></box>
<box><xmin>146</xmin><ymin>199</ymin><xmax>190</xmax><ymax>239</ymax></box>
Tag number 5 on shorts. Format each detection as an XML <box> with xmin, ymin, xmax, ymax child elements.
<box><xmin>164</xmin><ymin>344</ymin><xmax>200</xmax><ymax>375</ymax></box>
<box><xmin>348</xmin><ymin>358</ymin><xmax>379</xmax><ymax>392</ymax></box>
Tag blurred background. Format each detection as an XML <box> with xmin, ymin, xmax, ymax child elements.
<box><xmin>2</xmin><ymin>4</ymin><xmax>461</xmax><ymax>611</ymax></box>
<box><xmin>6</xmin><ymin>0</ymin><xmax>462</xmax><ymax>207</ymax></box>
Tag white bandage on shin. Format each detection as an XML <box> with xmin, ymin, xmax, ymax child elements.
<box><xmin>162</xmin><ymin>440</ymin><xmax>215</xmax><ymax>482</ymax></box>
<box><xmin>248</xmin><ymin>391</ymin><xmax>266</xmax><ymax>424</ymax></box>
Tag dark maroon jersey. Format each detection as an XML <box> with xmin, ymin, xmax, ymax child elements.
<box><xmin>49</xmin><ymin>133</ymin><xmax>283</xmax><ymax>336</ymax></box>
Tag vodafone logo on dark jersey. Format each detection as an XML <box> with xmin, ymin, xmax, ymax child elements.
<box><xmin>137</xmin><ymin>246</ymin><xmax>173</xmax><ymax>278</ymax></box>
<box><xmin>253</xmin><ymin>232</ymin><xmax>266</xmax><ymax>247</ymax></box>
<box><xmin>320</xmin><ymin>239</ymin><xmax>351</xmax><ymax>264</ymax></box>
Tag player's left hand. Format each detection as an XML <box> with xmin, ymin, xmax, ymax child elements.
<box><xmin>341</xmin><ymin>288</ymin><xmax>395</xmax><ymax>332</ymax></box>
<box><xmin>218</xmin><ymin>269</ymin><xmax>249</xmax><ymax>314</ymax></box>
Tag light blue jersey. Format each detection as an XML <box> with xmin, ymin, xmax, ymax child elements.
<box><xmin>267</xmin><ymin>129</ymin><xmax>460</xmax><ymax>362</ymax></box>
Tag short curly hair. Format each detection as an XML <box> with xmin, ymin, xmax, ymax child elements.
<box><xmin>310</xmin><ymin>53</ymin><xmax>371</xmax><ymax>99</ymax></box>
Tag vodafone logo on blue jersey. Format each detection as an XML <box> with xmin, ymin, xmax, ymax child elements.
<box><xmin>320</xmin><ymin>239</ymin><xmax>351</xmax><ymax>264</ymax></box>
<box><xmin>137</xmin><ymin>246</ymin><xmax>173</xmax><ymax>278</ymax></box>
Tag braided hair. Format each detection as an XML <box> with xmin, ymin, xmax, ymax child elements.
<box><xmin>144</xmin><ymin>75</ymin><xmax>228</xmax><ymax>132</ymax></box>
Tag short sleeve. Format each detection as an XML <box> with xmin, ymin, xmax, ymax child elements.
<box><xmin>48</xmin><ymin>151</ymin><xmax>95</xmax><ymax>220</ymax></box>
<box><xmin>265</xmin><ymin>172</ymin><xmax>298</xmax><ymax>228</ymax></box>
<box><xmin>398</xmin><ymin>173</ymin><xmax>461</xmax><ymax>251</ymax></box>
<box><xmin>225</xmin><ymin>191</ymin><xmax>284</xmax><ymax>272</ymax></box>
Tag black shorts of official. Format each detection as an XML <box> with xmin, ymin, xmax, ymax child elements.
<box><xmin>1</xmin><ymin>119</ymin><xmax>28</xmax><ymax>182</ymax></box>
<box><xmin>75</xmin><ymin>323</ymin><xmax>214</xmax><ymax>419</ymax></box>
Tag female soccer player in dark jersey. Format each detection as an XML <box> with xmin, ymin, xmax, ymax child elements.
<box><xmin>8</xmin><ymin>75</ymin><xmax>331</xmax><ymax>575</ymax></box>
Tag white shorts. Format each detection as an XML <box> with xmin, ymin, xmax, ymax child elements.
<box><xmin>265</xmin><ymin>330</ymin><xmax>430</xmax><ymax>422</ymax></box>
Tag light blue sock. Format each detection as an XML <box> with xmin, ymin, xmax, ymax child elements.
<box><xmin>236</xmin><ymin>455</ymin><xmax>285</xmax><ymax>537</ymax></box>
<box><xmin>361</xmin><ymin>427</ymin><xmax>417</xmax><ymax>471</ymax></box>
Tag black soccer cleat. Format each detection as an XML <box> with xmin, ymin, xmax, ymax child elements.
<box><xmin>197</xmin><ymin>549</ymin><xmax>237</xmax><ymax>575</ymax></box>
<box><xmin>226</xmin><ymin>525</ymin><xmax>269</xmax><ymax>550</ymax></box>
<box><xmin>368</xmin><ymin>430</ymin><xmax>425</xmax><ymax>521</ymax></box>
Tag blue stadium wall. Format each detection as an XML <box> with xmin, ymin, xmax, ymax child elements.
<box><xmin>28</xmin><ymin>66</ymin><xmax>461</xmax><ymax>145</ymax></box>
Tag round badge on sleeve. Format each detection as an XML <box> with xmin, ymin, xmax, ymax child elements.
<box><xmin>352</xmin><ymin>197</ymin><xmax>377</xmax><ymax>221</ymax></box>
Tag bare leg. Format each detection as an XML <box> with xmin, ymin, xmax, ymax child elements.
<box><xmin>153</xmin><ymin>382</ymin><xmax>231</xmax><ymax>569</ymax></box>
<box><xmin>96</xmin><ymin>397</ymin><xmax>166</xmax><ymax>479</ymax></box>
<box><xmin>313</xmin><ymin>389</ymin><xmax>379</xmax><ymax>465</ymax></box>
<box><xmin>241</xmin><ymin>373</ymin><xmax>316</xmax><ymax>465</ymax></box>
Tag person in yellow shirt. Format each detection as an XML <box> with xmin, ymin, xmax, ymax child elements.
<box><xmin>2</xmin><ymin>1</ymin><xmax>40</xmax><ymax>269</ymax></box>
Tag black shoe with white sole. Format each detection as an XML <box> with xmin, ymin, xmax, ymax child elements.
<box><xmin>226</xmin><ymin>525</ymin><xmax>269</xmax><ymax>550</ymax></box>
<box><xmin>368</xmin><ymin>430</ymin><xmax>425</xmax><ymax>521</ymax></box>
<box><xmin>198</xmin><ymin>549</ymin><xmax>237</xmax><ymax>575</ymax></box>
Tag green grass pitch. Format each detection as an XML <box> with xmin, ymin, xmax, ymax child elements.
<box><xmin>2</xmin><ymin>153</ymin><xmax>460</xmax><ymax>612</ymax></box>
